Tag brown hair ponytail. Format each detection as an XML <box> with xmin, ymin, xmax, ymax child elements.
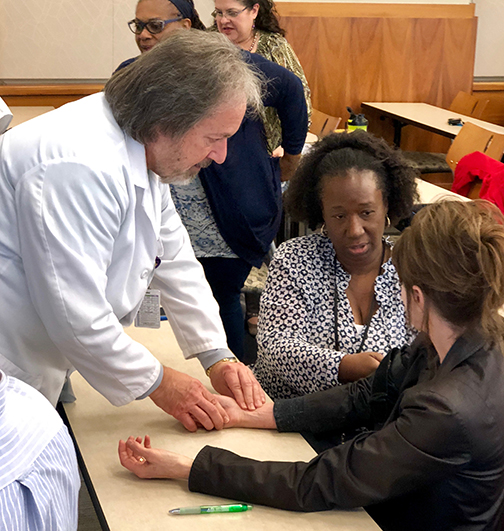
<box><xmin>393</xmin><ymin>200</ymin><xmax>504</xmax><ymax>352</ymax></box>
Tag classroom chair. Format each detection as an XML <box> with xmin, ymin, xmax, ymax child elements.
<box><xmin>309</xmin><ymin>108</ymin><xmax>342</xmax><ymax>138</ymax></box>
<box><xmin>404</xmin><ymin>122</ymin><xmax>504</xmax><ymax>176</ymax></box>
<box><xmin>450</xmin><ymin>90</ymin><xmax>489</xmax><ymax>119</ymax></box>
<box><xmin>451</xmin><ymin>151</ymin><xmax>504</xmax><ymax>213</ymax></box>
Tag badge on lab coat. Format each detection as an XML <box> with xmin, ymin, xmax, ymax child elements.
<box><xmin>135</xmin><ymin>289</ymin><xmax>161</xmax><ymax>329</ymax></box>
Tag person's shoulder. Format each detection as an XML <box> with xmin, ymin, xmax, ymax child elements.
<box><xmin>402</xmin><ymin>340</ymin><xmax>504</xmax><ymax>447</ymax></box>
<box><xmin>438</xmin><ymin>341</ymin><xmax>504</xmax><ymax>419</ymax></box>
<box><xmin>259</xmin><ymin>31</ymin><xmax>288</xmax><ymax>46</ymax></box>
<box><xmin>257</xmin><ymin>31</ymin><xmax>289</xmax><ymax>53</ymax></box>
<box><xmin>274</xmin><ymin>233</ymin><xmax>331</xmax><ymax>264</ymax></box>
<box><xmin>244</xmin><ymin>49</ymin><xmax>300</xmax><ymax>87</ymax></box>
<box><xmin>114</xmin><ymin>56</ymin><xmax>138</xmax><ymax>74</ymax></box>
<box><xmin>5</xmin><ymin>375</ymin><xmax>61</xmax><ymax>424</ymax></box>
<box><xmin>378</xmin><ymin>240</ymin><xmax>401</xmax><ymax>288</ymax></box>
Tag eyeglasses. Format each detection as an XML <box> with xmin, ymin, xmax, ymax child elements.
<box><xmin>128</xmin><ymin>17</ymin><xmax>182</xmax><ymax>35</ymax></box>
<box><xmin>211</xmin><ymin>6</ymin><xmax>248</xmax><ymax>18</ymax></box>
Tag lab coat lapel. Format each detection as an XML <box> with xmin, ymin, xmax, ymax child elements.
<box><xmin>126</xmin><ymin>135</ymin><xmax>161</xmax><ymax>240</ymax></box>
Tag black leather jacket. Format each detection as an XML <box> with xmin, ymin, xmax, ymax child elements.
<box><xmin>189</xmin><ymin>332</ymin><xmax>504</xmax><ymax>530</ymax></box>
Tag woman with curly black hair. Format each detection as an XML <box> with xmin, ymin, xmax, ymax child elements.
<box><xmin>253</xmin><ymin>131</ymin><xmax>420</xmax><ymax>399</ymax></box>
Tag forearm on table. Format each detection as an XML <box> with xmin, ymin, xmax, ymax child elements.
<box><xmin>240</xmin><ymin>402</ymin><xmax>277</xmax><ymax>429</ymax></box>
<box><xmin>274</xmin><ymin>378</ymin><xmax>374</xmax><ymax>434</ymax></box>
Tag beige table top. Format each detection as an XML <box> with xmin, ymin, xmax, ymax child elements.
<box><xmin>64</xmin><ymin>324</ymin><xmax>379</xmax><ymax>531</ymax></box>
<box><xmin>416</xmin><ymin>177</ymin><xmax>468</xmax><ymax>202</ymax></box>
<box><xmin>9</xmin><ymin>106</ymin><xmax>55</xmax><ymax>128</ymax></box>
<box><xmin>361</xmin><ymin>102</ymin><xmax>504</xmax><ymax>139</ymax></box>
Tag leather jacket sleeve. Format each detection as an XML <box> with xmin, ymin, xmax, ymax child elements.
<box><xmin>273</xmin><ymin>340</ymin><xmax>422</xmax><ymax>435</ymax></box>
<box><xmin>189</xmin><ymin>383</ymin><xmax>471</xmax><ymax>512</ymax></box>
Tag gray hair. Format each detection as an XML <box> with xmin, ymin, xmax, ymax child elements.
<box><xmin>104</xmin><ymin>30</ymin><xmax>263</xmax><ymax>144</ymax></box>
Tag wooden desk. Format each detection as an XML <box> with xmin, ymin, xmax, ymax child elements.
<box><xmin>64</xmin><ymin>324</ymin><xmax>379</xmax><ymax>531</ymax></box>
<box><xmin>361</xmin><ymin>102</ymin><xmax>504</xmax><ymax>147</ymax></box>
<box><xmin>9</xmin><ymin>106</ymin><xmax>55</xmax><ymax>128</ymax></box>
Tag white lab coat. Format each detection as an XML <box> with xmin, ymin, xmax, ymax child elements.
<box><xmin>0</xmin><ymin>93</ymin><xmax>228</xmax><ymax>406</ymax></box>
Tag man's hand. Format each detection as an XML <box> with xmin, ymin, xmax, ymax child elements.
<box><xmin>118</xmin><ymin>435</ymin><xmax>192</xmax><ymax>480</ymax></box>
<box><xmin>149</xmin><ymin>366</ymin><xmax>228</xmax><ymax>432</ymax></box>
<box><xmin>209</xmin><ymin>360</ymin><xmax>266</xmax><ymax>411</ymax></box>
<box><xmin>338</xmin><ymin>352</ymin><xmax>383</xmax><ymax>384</ymax></box>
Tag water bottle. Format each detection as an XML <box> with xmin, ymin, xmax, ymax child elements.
<box><xmin>347</xmin><ymin>106</ymin><xmax>368</xmax><ymax>132</ymax></box>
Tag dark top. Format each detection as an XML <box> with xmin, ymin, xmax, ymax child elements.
<box><xmin>189</xmin><ymin>332</ymin><xmax>504</xmax><ymax>530</ymax></box>
<box><xmin>115</xmin><ymin>57</ymin><xmax>136</xmax><ymax>71</ymax></box>
<box><xmin>114</xmin><ymin>52</ymin><xmax>308</xmax><ymax>267</ymax></box>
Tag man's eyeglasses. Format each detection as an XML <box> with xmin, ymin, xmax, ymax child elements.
<box><xmin>128</xmin><ymin>17</ymin><xmax>182</xmax><ymax>35</ymax></box>
<box><xmin>211</xmin><ymin>6</ymin><xmax>248</xmax><ymax>19</ymax></box>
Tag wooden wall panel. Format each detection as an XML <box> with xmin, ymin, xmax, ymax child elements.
<box><xmin>0</xmin><ymin>84</ymin><xmax>104</xmax><ymax>108</ymax></box>
<box><xmin>473</xmin><ymin>82</ymin><xmax>504</xmax><ymax>126</ymax></box>
<box><xmin>278</xmin><ymin>4</ymin><xmax>477</xmax><ymax>152</ymax></box>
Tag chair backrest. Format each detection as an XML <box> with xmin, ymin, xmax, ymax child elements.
<box><xmin>309</xmin><ymin>108</ymin><xmax>342</xmax><ymax>138</ymax></box>
<box><xmin>471</xmin><ymin>98</ymin><xmax>490</xmax><ymax>119</ymax></box>
<box><xmin>448</xmin><ymin>91</ymin><xmax>490</xmax><ymax>119</ymax></box>
<box><xmin>449</xmin><ymin>91</ymin><xmax>480</xmax><ymax>116</ymax></box>
<box><xmin>446</xmin><ymin>122</ymin><xmax>504</xmax><ymax>172</ymax></box>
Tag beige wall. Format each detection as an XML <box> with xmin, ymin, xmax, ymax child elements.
<box><xmin>1</xmin><ymin>0</ymin><xmax>500</xmax><ymax>80</ymax></box>
<box><xmin>0</xmin><ymin>0</ymin><xmax>138</xmax><ymax>79</ymax></box>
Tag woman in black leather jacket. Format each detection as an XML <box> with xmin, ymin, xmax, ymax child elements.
<box><xmin>119</xmin><ymin>200</ymin><xmax>504</xmax><ymax>531</ymax></box>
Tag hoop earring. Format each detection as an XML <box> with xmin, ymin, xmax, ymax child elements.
<box><xmin>385</xmin><ymin>216</ymin><xmax>391</xmax><ymax>228</ymax></box>
<box><xmin>320</xmin><ymin>223</ymin><xmax>327</xmax><ymax>235</ymax></box>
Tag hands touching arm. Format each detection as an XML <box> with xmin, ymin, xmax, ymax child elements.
<box><xmin>208</xmin><ymin>359</ymin><xmax>266</xmax><ymax>411</ymax></box>
<box><xmin>149</xmin><ymin>366</ymin><xmax>229</xmax><ymax>432</ymax></box>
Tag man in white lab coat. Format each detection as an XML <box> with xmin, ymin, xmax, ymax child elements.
<box><xmin>0</xmin><ymin>30</ymin><xmax>265</xmax><ymax>431</ymax></box>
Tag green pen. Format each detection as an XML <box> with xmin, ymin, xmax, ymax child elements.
<box><xmin>169</xmin><ymin>503</ymin><xmax>253</xmax><ymax>515</ymax></box>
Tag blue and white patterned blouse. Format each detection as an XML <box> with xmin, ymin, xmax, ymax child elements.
<box><xmin>253</xmin><ymin>233</ymin><xmax>416</xmax><ymax>399</ymax></box>
<box><xmin>170</xmin><ymin>178</ymin><xmax>238</xmax><ymax>258</ymax></box>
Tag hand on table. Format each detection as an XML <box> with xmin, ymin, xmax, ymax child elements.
<box><xmin>149</xmin><ymin>366</ymin><xmax>229</xmax><ymax>432</ymax></box>
<box><xmin>118</xmin><ymin>435</ymin><xmax>192</xmax><ymax>480</ymax></box>
<box><xmin>209</xmin><ymin>360</ymin><xmax>265</xmax><ymax>411</ymax></box>
<box><xmin>214</xmin><ymin>395</ymin><xmax>276</xmax><ymax>430</ymax></box>
<box><xmin>338</xmin><ymin>351</ymin><xmax>383</xmax><ymax>384</ymax></box>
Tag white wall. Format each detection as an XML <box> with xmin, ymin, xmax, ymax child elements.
<box><xmin>0</xmin><ymin>0</ymin><xmax>500</xmax><ymax>80</ymax></box>
<box><xmin>473</xmin><ymin>0</ymin><xmax>504</xmax><ymax>78</ymax></box>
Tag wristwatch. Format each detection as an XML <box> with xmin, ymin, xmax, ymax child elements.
<box><xmin>205</xmin><ymin>357</ymin><xmax>238</xmax><ymax>377</ymax></box>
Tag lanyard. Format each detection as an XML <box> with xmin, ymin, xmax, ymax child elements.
<box><xmin>334</xmin><ymin>243</ymin><xmax>385</xmax><ymax>352</ymax></box>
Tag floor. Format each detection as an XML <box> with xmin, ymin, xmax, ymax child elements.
<box><xmin>78</xmin><ymin>476</ymin><xmax>102</xmax><ymax>530</ymax></box>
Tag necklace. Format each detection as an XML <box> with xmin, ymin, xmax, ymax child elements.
<box><xmin>333</xmin><ymin>241</ymin><xmax>386</xmax><ymax>352</ymax></box>
<box><xmin>248</xmin><ymin>30</ymin><xmax>258</xmax><ymax>52</ymax></box>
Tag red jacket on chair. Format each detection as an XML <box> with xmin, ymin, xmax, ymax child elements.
<box><xmin>451</xmin><ymin>151</ymin><xmax>504</xmax><ymax>212</ymax></box>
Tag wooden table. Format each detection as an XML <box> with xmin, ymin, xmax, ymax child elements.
<box><xmin>9</xmin><ymin>105</ymin><xmax>54</xmax><ymax>128</ymax></box>
<box><xmin>64</xmin><ymin>324</ymin><xmax>379</xmax><ymax>531</ymax></box>
<box><xmin>361</xmin><ymin>102</ymin><xmax>504</xmax><ymax>147</ymax></box>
